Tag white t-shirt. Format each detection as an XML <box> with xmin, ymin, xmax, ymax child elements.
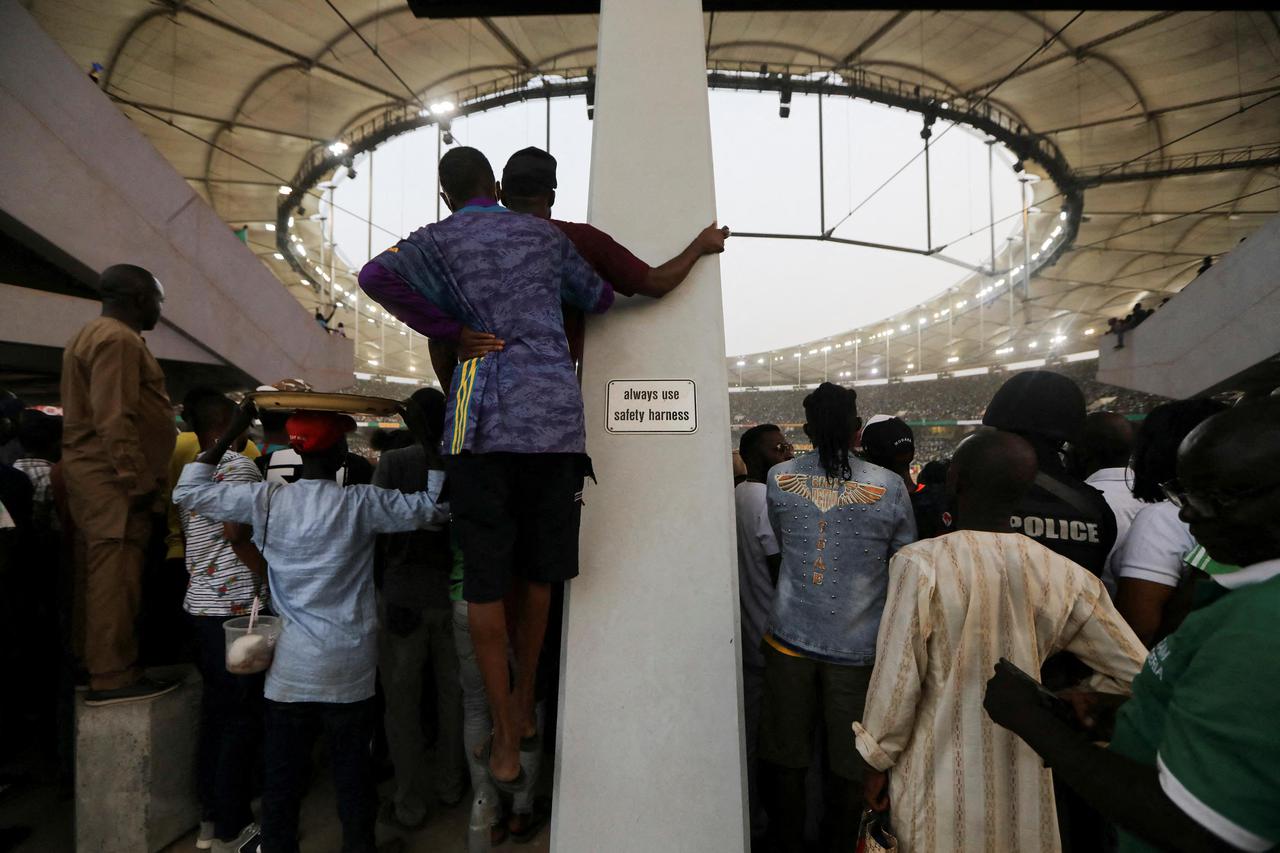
<box><xmin>1115</xmin><ymin>500</ymin><xmax>1195</xmax><ymax>588</ymax></box>
<box><xmin>1087</xmin><ymin>467</ymin><xmax>1145</xmax><ymax>594</ymax></box>
<box><xmin>735</xmin><ymin>481</ymin><xmax>779</xmax><ymax>670</ymax></box>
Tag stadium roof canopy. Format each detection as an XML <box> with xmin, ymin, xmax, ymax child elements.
<box><xmin>30</xmin><ymin>4</ymin><xmax>1280</xmax><ymax>384</ymax></box>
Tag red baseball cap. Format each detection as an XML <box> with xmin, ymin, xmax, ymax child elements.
<box><xmin>286</xmin><ymin>410</ymin><xmax>356</xmax><ymax>454</ymax></box>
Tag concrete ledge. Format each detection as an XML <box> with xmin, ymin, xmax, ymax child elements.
<box><xmin>75</xmin><ymin>665</ymin><xmax>202</xmax><ymax>853</ymax></box>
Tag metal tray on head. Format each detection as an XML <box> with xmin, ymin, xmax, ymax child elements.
<box><xmin>246</xmin><ymin>391</ymin><xmax>402</xmax><ymax>418</ymax></box>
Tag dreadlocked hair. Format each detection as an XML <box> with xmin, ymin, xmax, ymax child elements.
<box><xmin>803</xmin><ymin>382</ymin><xmax>859</xmax><ymax>480</ymax></box>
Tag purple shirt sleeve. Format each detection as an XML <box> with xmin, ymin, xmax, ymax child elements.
<box><xmin>357</xmin><ymin>260</ymin><xmax>462</xmax><ymax>340</ymax></box>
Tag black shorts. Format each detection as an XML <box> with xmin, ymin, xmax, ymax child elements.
<box><xmin>446</xmin><ymin>452</ymin><xmax>593</xmax><ymax>604</ymax></box>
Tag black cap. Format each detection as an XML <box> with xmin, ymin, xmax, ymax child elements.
<box><xmin>982</xmin><ymin>370</ymin><xmax>1086</xmax><ymax>445</ymax></box>
<box><xmin>861</xmin><ymin>417</ymin><xmax>915</xmax><ymax>466</ymax></box>
<box><xmin>502</xmin><ymin>147</ymin><xmax>557</xmax><ymax>195</ymax></box>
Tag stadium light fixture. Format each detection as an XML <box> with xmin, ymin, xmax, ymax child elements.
<box><xmin>1032</xmin><ymin>252</ymin><xmax>1040</xmax><ymax>261</ymax></box>
<box><xmin>906</xmin><ymin>363</ymin><xmax>914</xmax><ymax>370</ymax></box>
<box><xmin>369</xmin><ymin>359</ymin><xmax>378</xmax><ymax>366</ymax></box>
<box><xmin>278</xmin><ymin>185</ymin><xmax>292</xmax><ymax>195</ymax></box>
<box><xmin>1051</xmin><ymin>226</ymin><xmax>1063</xmax><ymax>238</ymax></box>
<box><xmin>1040</xmin><ymin>239</ymin><xmax>1053</xmax><ymax>252</ymax></box>
<box><xmin>845</xmin><ymin>340</ymin><xmax>853</xmax><ymax>346</ymax></box>
<box><xmin>430</xmin><ymin>101</ymin><xmax>455</xmax><ymax>115</ymax></box>
<box><xmin>870</xmin><ymin>368</ymin><xmax>879</xmax><ymax>375</ymax></box>
<box><xmin>756</xmin><ymin>358</ymin><xmax>765</xmax><ymax>365</ymax></box>
<box><xmin>809</xmin><ymin>348</ymin><xmax>818</xmax><ymax>355</ymax></box>
<box><xmin>1084</xmin><ymin>328</ymin><xmax>1095</xmax><ymax>336</ymax></box>
<box><xmin>368</xmin><ymin>318</ymin><xmax>375</xmax><ymax>324</ymax></box>
<box><xmin>947</xmin><ymin>356</ymin><xmax>960</xmax><ymax>364</ymax></box>
<box><xmin>1059</xmin><ymin>210</ymin><xmax>1068</xmax><ymax>221</ymax></box>
<box><xmin>263</xmin><ymin>223</ymin><xmax>276</xmax><ymax>232</ymax></box>
<box><xmin>1028</xmin><ymin>341</ymin><xmax>1039</xmax><ymax>349</ymax></box>
<box><xmin>821</xmin><ymin>345</ymin><xmax>832</xmax><ymax>352</ymax></box>
<box><xmin>273</xmin><ymin>253</ymin><xmax>284</xmax><ymax>260</ymax></box>
<box><xmin>793</xmin><ymin>352</ymin><xmax>801</xmax><ymax>358</ymax></box>
<box><xmin>736</xmin><ymin>360</ymin><xmax>746</xmax><ymax>366</ymax></box>
<box><xmin>287</xmin><ymin>216</ymin><xmax>295</xmax><ymax>228</ymax></box>
<box><xmin>328</xmin><ymin>141</ymin><xmax>349</xmax><ymax>156</ymax></box>
<box><xmin>917</xmin><ymin>318</ymin><xmax>926</xmax><ymax>326</ymax></box>
<box><xmin>899</xmin><ymin>324</ymin><xmax>910</xmax><ymax>332</ymax></box>
<box><xmin>1051</xmin><ymin>335</ymin><xmax>1066</xmax><ymax>344</ymax></box>
<box><xmin>996</xmin><ymin>346</ymin><xmax>1014</xmax><ymax>355</ymax></box>
<box><xmin>994</xmin><ymin>279</ymin><xmax>1005</xmax><ymax>288</ymax></box>
<box><xmin>298</xmin><ymin>278</ymin><xmax>308</xmax><ymax>286</ymax></box>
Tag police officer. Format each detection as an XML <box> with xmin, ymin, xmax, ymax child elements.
<box><xmin>982</xmin><ymin>370</ymin><xmax>1117</xmax><ymax>576</ymax></box>
<box><xmin>983</xmin><ymin>370</ymin><xmax>1119</xmax><ymax>853</ymax></box>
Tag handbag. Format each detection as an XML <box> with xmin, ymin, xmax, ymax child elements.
<box><xmin>856</xmin><ymin>807</ymin><xmax>898</xmax><ymax>853</ymax></box>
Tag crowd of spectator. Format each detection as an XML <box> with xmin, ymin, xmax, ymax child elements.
<box><xmin>730</xmin><ymin>359</ymin><xmax>1170</xmax><ymax>462</ymax></box>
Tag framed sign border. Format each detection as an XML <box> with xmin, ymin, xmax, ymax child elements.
<box><xmin>604</xmin><ymin>378</ymin><xmax>699</xmax><ymax>435</ymax></box>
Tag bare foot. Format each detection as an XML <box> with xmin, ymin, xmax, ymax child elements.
<box><xmin>489</xmin><ymin>731</ymin><xmax>521</xmax><ymax>784</ymax></box>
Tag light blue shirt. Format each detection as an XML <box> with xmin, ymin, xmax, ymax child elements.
<box><xmin>174</xmin><ymin>462</ymin><xmax>446</xmax><ymax>703</ymax></box>
<box><xmin>766</xmin><ymin>452</ymin><xmax>916</xmax><ymax>664</ymax></box>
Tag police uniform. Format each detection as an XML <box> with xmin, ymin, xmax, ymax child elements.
<box><xmin>1010</xmin><ymin>469</ymin><xmax>1117</xmax><ymax>577</ymax></box>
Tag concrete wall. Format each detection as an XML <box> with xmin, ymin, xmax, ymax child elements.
<box><xmin>0</xmin><ymin>2</ymin><xmax>352</xmax><ymax>391</ymax></box>
<box><xmin>552</xmin><ymin>1</ymin><xmax>748</xmax><ymax>851</ymax></box>
<box><xmin>0</xmin><ymin>283</ymin><xmax>221</xmax><ymax>365</ymax></box>
<box><xmin>1097</xmin><ymin>214</ymin><xmax>1280</xmax><ymax>398</ymax></box>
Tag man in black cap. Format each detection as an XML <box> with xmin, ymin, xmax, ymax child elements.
<box><xmin>860</xmin><ymin>415</ymin><xmax>945</xmax><ymax>539</ymax></box>
<box><xmin>982</xmin><ymin>370</ymin><xmax>1117</xmax><ymax>579</ymax></box>
<box><xmin>438</xmin><ymin>146</ymin><xmax>730</xmax><ymax>375</ymax></box>
<box><xmin>982</xmin><ymin>369</ymin><xmax>1119</xmax><ymax>853</ymax></box>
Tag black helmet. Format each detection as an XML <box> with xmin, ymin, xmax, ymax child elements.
<box><xmin>982</xmin><ymin>370</ymin><xmax>1086</xmax><ymax>445</ymax></box>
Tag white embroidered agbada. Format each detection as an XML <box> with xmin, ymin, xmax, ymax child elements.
<box><xmin>854</xmin><ymin>530</ymin><xmax>1147</xmax><ymax>853</ymax></box>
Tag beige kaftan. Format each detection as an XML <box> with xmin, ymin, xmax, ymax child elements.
<box><xmin>854</xmin><ymin>530</ymin><xmax>1147</xmax><ymax>853</ymax></box>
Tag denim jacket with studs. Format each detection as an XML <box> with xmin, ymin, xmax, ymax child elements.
<box><xmin>765</xmin><ymin>452</ymin><xmax>916</xmax><ymax>664</ymax></box>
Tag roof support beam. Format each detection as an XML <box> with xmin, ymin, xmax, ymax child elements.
<box><xmin>963</xmin><ymin>12</ymin><xmax>1179</xmax><ymax>96</ymax></box>
<box><xmin>838</xmin><ymin>10</ymin><xmax>910</xmax><ymax>67</ymax></box>
<box><xmin>479</xmin><ymin>17</ymin><xmax>536</xmax><ymax>71</ymax></box>
<box><xmin>180</xmin><ymin>7</ymin><xmax>406</xmax><ymax>102</ymax></box>
<box><xmin>110</xmin><ymin>96</ymin><xmax>326</xmax><ymax>142</ymax></box>
<box><xmin>1041</xmin><ymin>86</ymin><xmax>1280</xmax><ymax>135</ymax></box>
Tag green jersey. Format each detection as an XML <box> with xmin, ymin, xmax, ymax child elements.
<box><xmin>1110</xmin><ymin>562</ymin><xmax>1280</xmax><ymax>852</ymax></box>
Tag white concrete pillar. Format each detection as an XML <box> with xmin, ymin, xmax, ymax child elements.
<box><xmin>551</xmin><ymin>1</ymin><xmax>748</xmax><ymax>851</ymax></box>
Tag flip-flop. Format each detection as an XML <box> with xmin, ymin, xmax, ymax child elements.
<box><xmin>479</xmin><ymin>737</ymin><xmax>528</xmax><ymax>794</ymax></box>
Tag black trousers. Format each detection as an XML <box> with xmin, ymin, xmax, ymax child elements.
<box><xmin>189</xmin><ymin>613</ymin><xmax>264</xmax><ymax>840</ymax></box>
<box><xmin>261</xmin><ymin>698</ymin><xmax>377</xmax><ymax>853</ymax></box>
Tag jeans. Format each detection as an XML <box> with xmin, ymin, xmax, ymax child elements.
<box><xmin>452</xmin><ymin>600</ymin><xmax>535</xmax><ymax>815</ymax></box>
<box><xmin>189</xmin><ymin>613</ymin><xmax>265</xmax><ymax>840</ymax></box>
<box><xmin>378</xmin><ymin>599</ymin><xmax>466</xmax><ymax>823</ymax></box>
<box><xmin>261</xmin><ymin>698</ymin><xmax>376</xmax><ymax>853</ymax></box>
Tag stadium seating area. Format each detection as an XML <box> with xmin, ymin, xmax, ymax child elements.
<box><xmin>728</xmin><ymin>359</ymin><xmax>1170</xmax><ymax>463</ymax></box>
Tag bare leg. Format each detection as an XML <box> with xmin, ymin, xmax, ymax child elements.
<box><xmin>509</xmin><ymin>579</ymin><xmax>552</xmax><ymax>739</ymax></box>
<box><xmin>467</xmin><ymin>599</ymin><xmax>520</xmax><ymax>783</ymax></box>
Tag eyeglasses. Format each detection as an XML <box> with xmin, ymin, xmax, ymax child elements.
<box><xmin>772</xmin><ymin>442</ymin><xmax>795</xmax><ymax>453</ymax></box>
<box><xmin>1161</xmin><ymin>478</ymin><xmax>1280</xmax><ymax>518</ymax></box>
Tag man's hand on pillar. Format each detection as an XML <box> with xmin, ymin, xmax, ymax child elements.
<box><xmin>696</xmin><ymin>221</ymin><xmax>730</xmax><ymax>255</ymax></box>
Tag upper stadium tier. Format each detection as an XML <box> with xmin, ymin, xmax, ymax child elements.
<box><xmin>30</xmin><ymin>6</ymin><xmax>1280</xmax><ymax>382</ymax></box>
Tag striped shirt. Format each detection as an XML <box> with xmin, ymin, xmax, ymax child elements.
<box><xmin>854</xmin><ymin>531</ymin><xmax>1146</xmax><ymax>853</ymax></box>
<box><xmin>179</xmin><ymin>451</ymin><xmax>266</xmax><ymax>616</ymax></box>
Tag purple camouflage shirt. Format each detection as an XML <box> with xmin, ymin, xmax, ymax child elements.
<box><xmin>360</xmin><ymin>202</ymin><xmax>613</xmax><ymax>455</ymax></box>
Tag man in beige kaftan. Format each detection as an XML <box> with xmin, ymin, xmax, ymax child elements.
<box><xmin>854</xmin><ymin>431</ymin><xmax>1146</xmax><ymax>853</ymax></box>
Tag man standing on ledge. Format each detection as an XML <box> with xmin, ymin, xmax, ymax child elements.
<box><xmin>61</xmin><ymin>264</ymin><xmax>177</xmax><ymax>705</ymax></box>
<box><xmin>358</xmin><ymin>147</ymin><xmax>613</xmax><ymax>791</ymax></box>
